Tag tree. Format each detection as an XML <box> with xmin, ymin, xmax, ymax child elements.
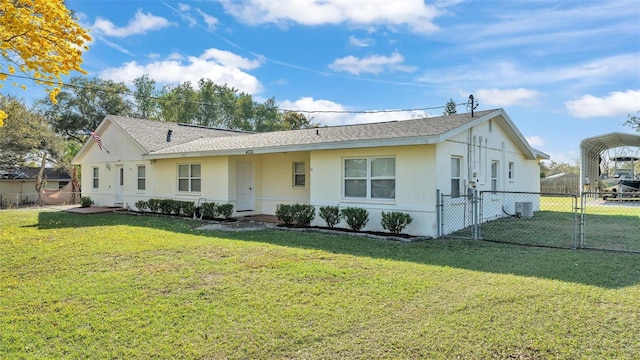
<box><xmin>624</xmin><ymin>111</ymin><xmax>640</xmax><ymax>132</ymax></box>
<box><xmin>0</xmin><ymin>96</ymin><xmax>63</xmax><ymax>191</ymax></box>
<box><xmin>40</xmin><ymin>77</ymin><xmax>133</xmax><ymax>142</ymax></box>
<box><xmin>0</xmin><ymin>0</ymin><xmax>92</xmax><ymax>126</ymax></box>
<box><xmin>153</xmin><ymin>77</ymin><xmax>316</xmax><ymax>132</ymax></box>
<box><xmin>539</xmin><ymin>160</ymin><xmax>579</xmax><ymax>178</ymax></box>
<box><xmin>133</xmin><ymin>74</ymin><xmax>158</xmax><ymax>119</ymax></box>
<box><xmin>158</xmin><ymin>81</ymin><xmax>199</xmax><ymax>124</ymax></box>
<box><xmin>282</xmin><ymin>111</ymin><xmax>314</xmax><ymax>130</ymax></box>
<box><xmin>443</xmin><ymin>98</ymin><xmax>457</xmax><ymax>116</ymax></box>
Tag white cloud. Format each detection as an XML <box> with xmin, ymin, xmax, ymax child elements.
<box><xmin>329</xmin><ymin>51</ymin><xmax>416</xmax><ymax>75</ymax></box>
<box><xmin>93</xmin><ymin>10</ymin><xmax>173</xmax><ymax>37</ymax></box>
<box><xmin>349</xmin><ymin>35</ymin><xmax>375</xmax><ymax>47</ymax></box>
<box><xmin>565</xmin><ymin>90</ymin><xmax>640</xmax><ymax>118</ymax></box>
<box><xmin>280</xmin><ymin>97</ymin><xmax>348</xmax><ymax>126</ymax></box>
<box><xmin>196</xmin><ymin>9</ymin><xmax>219</xmax><ymax>29</ymax></box>
<box><xmin>99</xmin><ymin>49</ymin><xmax>263</xmax><ymax>94</ymax></box>
<box><xmin>216</xmin><ymin>0</ymin><xmax>440</xmax><ymax>33</ymax></box>
<box><xmin>473</xmin><ymin>88</ymin><xmax>543</xmax><ymax>107</ymax></box>
<box><xmin>280</xmin><ymin>97</ymin><xmax>427</xmax><ymax>126</ymax></box>
<box><xmin>96</xmin><ymin>36</ymin><xmax>134</xmax><ymax>56</ymax></box>
<box><xmin>199</xmin><ymin>49</ymin><xmax>262</xmax><ymax>69</ymax></box>
<box><xmin>526</xmin><ymin>136</ymin><xmax>545</xmax><ymax>147</ymax></box>
<box><xmin>543</xmin><ymin>150</ymin><xmax>579</xmax><ymax>164</ymax></box>
<box><xmin>418</xmin><ymin>54</ymin><xmax>639</xmax><ymax>89</ymax></box>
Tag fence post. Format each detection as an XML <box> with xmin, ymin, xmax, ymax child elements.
<box><xmin>436</xmin><ymin>189</ymin><xmax>442</xmax><ymax>238</ymax></box>
<box><xmin>578</xmin><ymin>192</ymin><xmax>585</xmax><ymax>249</ymax></box>
<box><xmin>472</xmin><ymin>190</ymin><xmax>479</xmax><ymax>240</ymax></box>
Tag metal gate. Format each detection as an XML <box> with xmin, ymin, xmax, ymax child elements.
<box><xmin>439</xmin><ymin>190</ymin><xmax>579</xmax><ymax>249</ymax></box>
<box><xmin>438</xmin><ymin>190</ymin><xmax>639</xmax><ymax>252</ymax></box>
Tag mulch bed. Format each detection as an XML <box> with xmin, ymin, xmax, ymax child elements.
<box><xmin>276</xmin><ymin>224</ymin><xmax>427</xmax><ymax>242</ymax></box>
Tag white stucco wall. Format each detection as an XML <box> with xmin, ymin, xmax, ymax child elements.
<box><xmin>436</xmin><ymin>119</ymin><xmax>543</xmax><ymax>229</ymax></box>
<box><xmin>309</xmin><ymin>145</ymin><xmax>438</xmax><ymax>236</ymax></box>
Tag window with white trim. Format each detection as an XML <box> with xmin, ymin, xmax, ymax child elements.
<box><xmin>137</xmin><ymin>165</ymin><xmax>146</xmax><ymax>190</ymax></box>
<box><xmin>451</xmin><ymin>157</ymin><xmax>462</xmax><ymax>198</ymax></box>
<box><xmin>293</xmin><ymin>162</ymin><xmax>305</xmax><ymax>187</ymax></box>
<box><xmin>508</xmin><ymin>162</ymin><xmax>514</xmax><ymax>181</ymax></box>
<box><xmin>491</xmin><ymin>161</ymin><xmax>499</xmax><ymax>192</ymax></box>
<box><xmin>344</xmin><ymin>157</ymin><xmax>395</xmax><ymax>199</ymax></box>
<box><xmin>178</xmin><ymin>164</ymin><xmax>201</xmax><ymax>192</ymax></box>
<box><xmin>92</xmin><ymin>167</ymin><xmax>99</xmax><ymax>189</ymax></box>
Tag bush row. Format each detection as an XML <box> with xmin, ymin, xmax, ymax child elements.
<box><xmin>135</xmin><ymin>199</ymin><xmax>196</xmax><ymax>217</ymax></box>
<box><xmin>276</xmin><ymin>204</ymin><xmax>413</xmax><ymax>234</ymax></box>
<box><xmin>135</xmin><ymin>199</ymin><xmax>235</xmax><ymax>219</ymax></box>
<box><xmin>199</xmin><ymin>202</ymin><xmax>234</xmax><ymax>219</ymax></box>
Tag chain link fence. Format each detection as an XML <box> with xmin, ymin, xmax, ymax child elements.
<box><xmin>478</xmin><ymin>191</ymin><xmax>578</xmax><ymax>249</ymax></box>
<box><xmin>439</xmin><ymin>190</ymin><xmax>640</xmax><ymax>253</ymax></box>
<box><xmin>0</xmin><ymin>192</ymin><xmax>81</xmax><ymax>209</ymax></box>
<box><xmin>580</xmin><ymin>191</ymin><xmax>640</xmax><ymax>252</ymax></box>
<box><xmin>438</xmin><ymin>192</ymin><xmax>476</xmax><ymax>239</ymax></box>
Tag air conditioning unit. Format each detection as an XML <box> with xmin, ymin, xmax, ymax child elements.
<box><xmin>515</xmin><ymin>202</ymin><xmax>534</xmax><ymax>219</ymax></box>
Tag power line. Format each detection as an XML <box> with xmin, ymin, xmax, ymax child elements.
<box><xmin>1</xmin><ymin>72</ymin><xmax>467</xmax><ymax>115</ymax></box>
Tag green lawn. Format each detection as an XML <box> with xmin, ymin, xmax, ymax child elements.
<box><xmin>2</xmin><ymin>209</ymin><xmax>640</xmax><ymax>359</ymax></box>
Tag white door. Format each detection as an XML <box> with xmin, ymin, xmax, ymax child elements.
<box><xmin>236</xmin><ymin>162</ymin><xmax>254</xmax><ymax>211</ymax></box>
<box><xmin>115</xmin><ymin>165</ymin><xmax>124</xmax><ymax>204</ymax></box>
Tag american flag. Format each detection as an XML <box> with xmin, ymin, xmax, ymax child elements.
<box><xmin>90</xmin><ymin>131</ymin><xmax>104</xmax><ymax>151</ymax></box>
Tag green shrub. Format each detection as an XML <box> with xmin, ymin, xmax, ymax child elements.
<box><xmin>216</xmin><ymin>203</ymin><xmax>234</xmax><ymax>219</ymax></box>
<box><xmin>181</xmin><ymin>201</ymin><xmax>196</xmax><ymax>217</ymax></box>
<box><xmin>147</xmin><ymin>199</ymin><xmax>160</xmax><ymax>213</ymax></box>
<box><xmin>80</xmin><ymin>196</ymin><xmax>93</xmax><ymax>208</ymax></box>
<box><xmin>159</xmin><ymin>199</ymin><xmax>173</xmax><ymax>215</ymax></box>
<box><xmin>276</xmin><ymin>203</ymin><xmax>315</xmax><ymax>227</ymax></box>
<box><xmin>170</xmin><ymin>200</ymin><xmax>183</xmax><ymax>215</ymax></box>
<box><xmin>134</xmin><ymin>200</ymin><xmax>147</xmax><ymax>213</ymax></box>
<box><xmin>293</xmin><ymin>204</ymin><xmax>315</xmax><ymax>227</ymax></box>
<box><xmin>381</xmin><ymin>211</ymin><xmax>413</xmax><ymax>234</ymax></box>
<box><xmin>200</xmin><ymin>202</ymin><xmax>218</xmax><ymax>219</ymax></box>
<box><xmin>276</xmin><ymin>204</ymin><xmax>295</xmax><ymax>225</ymax></box>
<box><xmin>340</xmin><ymin>207</ymin><xmax>369</xmax><ymax>232</ymax></box>
<box><xmin>319</xmin><ymin>206</ymin><xmax>340</xmax><ymax>228</ymax></box>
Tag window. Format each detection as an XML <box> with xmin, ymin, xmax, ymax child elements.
<box><xmin>293</xmin><ymin>162</ymin><xmax>305</xmax><ymax>187</ymax></box>
<box><xmin>491</xmin><ymin>161</ymin><xmax>499</xmax><ymax>192</ymax></box>
<box><xmin>508</xmin><ymin>162</ymin><xmax>514</xmax><ymax>181</ymax></box>
<box><xmin>178</xmin><ymin>164</ymin><xmax>201</xmax><ymax>192</ymax></box>
<box><xmin>451</xmin><ymin>157</ymin><xmax>461</xmax><ymax>198</ymax></box>
<box><xmin>137</xmin><ymin>165</ymin><xmax>146</xmax><ymax>190</ymax></box>
<box><xmin>92</xmin><ymin>167</ymin><xmax>99</xmax><ymax>189</ymax></box>
<box><xmin>488</xmin><ymin>119</ymin><xmax>493</xmax><ymax>132</ymax></box>
<box><xmin>344</xmin><ymin>157</ymin><xmax>395</xmax><ymax>199</ymax></box>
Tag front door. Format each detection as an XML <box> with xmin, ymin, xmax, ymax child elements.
<box><xmin>115</xmin><ymin>165</ymin><xmax>124</xmax><ymax>204</ymax></box>
<box><xmin>236</xmin><ymin>162</ymin><xmax>254</xmax><ymax>211</ymax></box>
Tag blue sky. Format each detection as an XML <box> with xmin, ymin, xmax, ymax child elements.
<box><xmin>12</xmin><ymin>1</ymin><xmax>640</xmax><ymax>162</ymax></box>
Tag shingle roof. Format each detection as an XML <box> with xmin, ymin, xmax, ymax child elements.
<box><xmin>149</xmin><ymin>109</ymin><xmax>500</xmax><ymax>156</ymax></box>
<box><xmin>104</xmin><ymin>115</ymin><xmax>249</xmax><ymax>153</ymax></box>
<box><xmin>0</xmin><ymin>167</ymin><xmax>71</xmax><ymax>180</ymax></box>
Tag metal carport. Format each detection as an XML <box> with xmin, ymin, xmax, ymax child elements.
<box><xmin>580</xmin><ymin>132</ymin><xmax>640</xmax><ymax>191</ymax></box>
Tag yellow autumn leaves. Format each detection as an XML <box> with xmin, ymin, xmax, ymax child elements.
<box><xmin>0</xmin><ymin>0</ymin><xmax>92</xmax><ymax>126</ymax></box>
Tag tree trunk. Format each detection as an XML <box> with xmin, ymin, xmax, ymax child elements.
<box><xmin>71</xmin><ymin>166</ymin><xmax>81</xmax><ymax>203</ymax></box>
<box><xmin>35</xmin><ymin>152</ymin><xmax>47</xmax><ymax>205</ymax></box>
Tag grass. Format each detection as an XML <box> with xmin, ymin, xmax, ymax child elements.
<box><xmin>2</xmin><ymin>208</ymin><xmax>640</xmax><ymax>359</ymax></box>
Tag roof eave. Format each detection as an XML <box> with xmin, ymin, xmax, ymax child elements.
<box><xmin>142</xmin><ymin>135</ymin><xmax>444</xmax><ymax>160</ymax></box>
